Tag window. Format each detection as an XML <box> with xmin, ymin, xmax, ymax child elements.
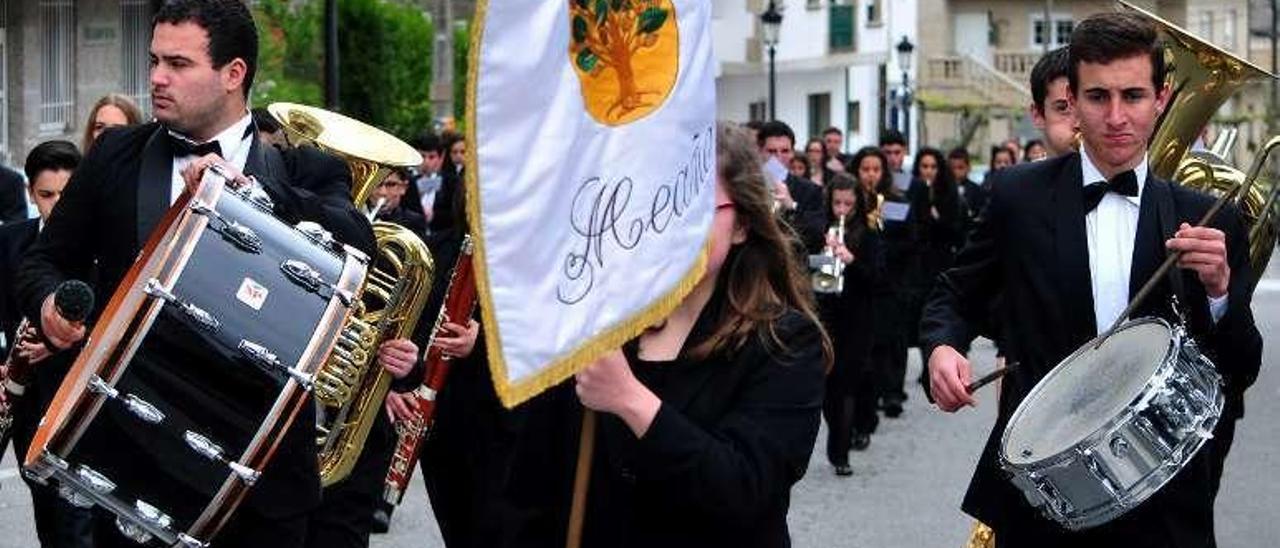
<box><xmin>749</xmin><ymin>100</ymin><xmax>767</xmax><ymax>123</ymax></box>
<box><xmin>866</xmin><ymin>0</ymin><xmax>883</xmax><ymax>27</ymax></box>
<box><xmin>808</xmin><ymin>93</ymin><xmax>831</xmax><ymax>140</ymax></box>
<box><xmin>806</xmin><ymin>0</ymin><xmax>821</xmax><ymax>10</ymax></box>
<box><xmin>39</xmin><ymin>0</ymin><xmax>75</xmax><ymax>134</ymax></box>
<box><xmin>1224</xmin><ymin>9</ymin><xmax>1237</xmax><ymax>51</ymax></box>
<box><xmin>829</xmin><ymin>5</ymin><xmax>856</xmax><ymax>52</ymax></box>
<box><xmin>847</xmin><ymin>101</ymin><xmax>861</xmax><ymax>137</ymax></box>
<box><xmin>1031</xmin><ymin>14</ymin><xmax>1072</xmax><ymax>48</ymax></box>
<box><xmin>121</xmin><ymin>0</ymin><xmax>153</xmax><ymax>117</ymax></box>
<box><xmin>1199</xmin><ymin>11</ymin><xmax>1215</xmax><ymax>44</ymax></box>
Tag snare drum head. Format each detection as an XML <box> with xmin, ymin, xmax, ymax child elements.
<box><xmin>1003</xmin><ymin>320</ymin><xmax>1170</xmax><ymax>466</ymax></box>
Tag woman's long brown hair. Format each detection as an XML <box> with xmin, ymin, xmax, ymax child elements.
<box><xmin>686</xmin><ymin>122</ymin><xmax>833</xmax><ymax>369</ymax></box>
<box><xmin>81</xmin><ymin>94</ymin><xmax>144</xmax><ymax>153</ymax></box>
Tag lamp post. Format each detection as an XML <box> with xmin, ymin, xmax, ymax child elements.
<box><xmin>896</xmin><ymin>35</ymin><xmax>916</xmax><ymax>143</ymax></box>
<box><xmin>761</xmin><ymin>2</ymin><xmax>783</xmax><ymax>121</ymax></box>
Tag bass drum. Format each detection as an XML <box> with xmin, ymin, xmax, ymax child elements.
<box><xmin>24</xmin><ymin>172</ymin><xmax>367</xmax><ymax>547</ymax></box>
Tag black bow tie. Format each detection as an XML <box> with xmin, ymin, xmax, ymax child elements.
<box><xmin>169</xmin><ymin>132</ymin><xmax>223</xmax><ymax>159</ymax></box>
<box><xmin>1083</xmin><ymin>170</ymin><xmax>1139</xmax><ymax>213</ymax></box>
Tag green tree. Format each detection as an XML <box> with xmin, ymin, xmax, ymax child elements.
<box><xmin>252</xmin><ymin>0</ymin><xmax>324</xmax><ymax>107</ymax></box>
<box><xmin>339</xmin><ymin>0</ymin><xmax>434</xmax><ymax>139</ymax></box>
<box><xmin>453</xmin><ymin>19</ymin><xmax>470</xmax><ymax>127</ymax></box>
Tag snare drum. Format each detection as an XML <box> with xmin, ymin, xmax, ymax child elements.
<box><xmin>23</xmin><ymin>172</ymin><xmax>367</xmax><ymax>547</ymax></box>
<box><xmin>1000</xmin><ymin>318</ymin><xmax>1223</xmax><ymax>531</ymax></box>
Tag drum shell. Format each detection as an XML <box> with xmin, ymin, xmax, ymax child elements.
<box><xmin>1000</xmin><ymin>319</ymin><xmax>1224</xmax><ymax>530</ymax></box>
<box><xmin>23</xmin><ymin>179</ymin><xmax>365</xmax><ymax>546</ymax></box>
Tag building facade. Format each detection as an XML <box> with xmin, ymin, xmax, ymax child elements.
<box><xmin>714</xmin><ymin>0</ymin><xmax>920</xmax><ymax>154</ymax></box>
<box><xmin>2</xmin><ymin>0</ymin><xmax>160</xmax><ymax>169</ymax></box>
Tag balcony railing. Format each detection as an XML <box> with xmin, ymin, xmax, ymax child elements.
<box><xmin>923</xmin><ymin>52</ymin><xmax>1032</xmax><ymax>109</ymax></box>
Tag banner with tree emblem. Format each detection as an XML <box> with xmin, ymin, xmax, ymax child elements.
<box><xmin>467</xmin><ymin>0</ymin><xmax>716</xmax><ymax>407</ymax></box>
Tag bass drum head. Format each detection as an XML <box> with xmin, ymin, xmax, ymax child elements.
<box><xmin>1003</xmin><ymin>320</ymin><xmax>1171</xmax><ymax>466</ymax></box>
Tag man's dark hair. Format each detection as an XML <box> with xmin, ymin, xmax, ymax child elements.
<box><xmin>1067</xmin><ymin>12</ymin><xmax>1165</xmax><ymax>95</ymax></box>
<box><xmin>879</xmin><ymin>129</ymin><xmax>907</xmax><ymax>148</ymax></box>
<box><xmin>24</xmin><ymin>141</ymin><xmax>81</xmax><ymax>183</ymax></box>
<box><xmin>410</xmin><ymin>131</ymin><xmax>444</xmax><ymax>154</ymax></box>
<box><xmin>756</xmin><ymin>121</ymin><xmax>796</xmax><ymax>148</ymax></box>
<box><xmin>155</xmin><ymin>0</ymin><xmax>259</xmax><ymax>99</ymax></box>
<box><xmin>1030</xmin><ymin>46</ymin><xmax>1070</xmax><ymax>112</ymax></box>
<box><xmin>251</xmin><ymin>107</ymin><xmax>280</xmax><ymax>134</ymax></box>
<box><xmin>822</xmin><ymin>126</ymin><xmax>843</xmax><ymax>138</ymax></box>
<box><xmin>947</xmin><ymin>146</ymin><xmax>970</xmax><ymax>163</ymax></box>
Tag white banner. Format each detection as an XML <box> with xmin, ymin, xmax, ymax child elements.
<box><xmin>468</xmin><ymin>0</ymin><xmax>716</xmax><ymax>406</ymax></box>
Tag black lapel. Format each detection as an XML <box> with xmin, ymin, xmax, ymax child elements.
<box><xmin>1051</xmin><ymin>153</ymin><xmax>1098</xmax><ymax>339</ymax></box>
<box><xmin>1129</xmin><ymin>176</ymin><xmax>1186</xmax><ymax>321</ymax></box>
<box><xmin>136</xmin><ymin>127</ymin><xmax>176</xmax><ymax>247</ymax></box>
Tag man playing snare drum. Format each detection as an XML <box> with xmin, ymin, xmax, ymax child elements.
<box><xmin>922</xmin><ymin>12</ymin><xmax>1262</xmax><ymax>548</ymax></box>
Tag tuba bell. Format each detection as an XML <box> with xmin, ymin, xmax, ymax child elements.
<box><xmin>269</xmin><ymin>103</ymin><xmax>435</xmax><ymax>486</ymax></box>
<box><xmin>1121</xmin><ymin>1</ymin><xmax>1280</xmax><ymax>292</ymax></box>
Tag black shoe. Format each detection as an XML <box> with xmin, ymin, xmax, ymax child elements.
<box><xmin>852</xmin><ymin>434</ymin><xmax>871</xmax><ymax>451</ymax></box>
<box><xmin>371</xmin><ymin>508</ymin><xmax>391</xmax><ymax>534</ymax></box>
<box><xmin>884</xmin><ymin>403</ymin><xmax>903</xmax><ymax>418</ymax></box>
<box><xmin>834</xmin><ymin>464</ymin><xmax>853</xmax><ymax>476</ymax></box>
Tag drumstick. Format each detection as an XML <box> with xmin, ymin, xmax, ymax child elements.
<box><xmin>1095</xmin><ymin>161</ymin><xmax>1246</xmax><ymax>349</ymax></box>
<box><xmin>966</xmin><ymin>362</ymin><xmax>1019</xmax><ymax>394</ymax></box>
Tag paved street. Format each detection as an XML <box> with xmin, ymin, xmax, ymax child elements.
<box><xmin>0</xmin><ymin>262</ymin><xmax>1277</xmax><ymax>547</ymax></box>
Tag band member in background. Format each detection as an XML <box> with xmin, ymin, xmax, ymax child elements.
<box><xmin>366</xmin><ymin>168</ymin><xmax>427</xmax><ymax>238</ymax></box>
<box><xmin>402</xmin><ymin>131</ymin><xmax>446</xmax><ymax>222</ymax></box>
<box><xmin>989</xmin><ymin>146</ymin><xmax>1016</xmax><ymax>172</ymax></box>
<box><xmin>756</xmin><ymin>120</ymin><xmax>827</xmax><ymax>253</ymax></box>
<box><xmin>910</xmin><ymin>148</ymin><xmax>963</xmax><ymax>400</ymax></box>
<box><xmin>822</xmin><ymin>126</ymin><xmax>855</xmax><ymax>171</ymax></box>
<box><xmin>1029</xmin><ymin>46</ymin><xmax>1077</xmax><ymax>157</ymax></box>
<box><xmin>880</xmin><ymin>130</ymin><xmax>911</xmax><ymax>194</ymax></box>
<box><xmin>81</xmin><ymin>94</ymin><xmax>143</xmax><ymax>154</ymax></box>
<box><xmin>817</xmin><ymin>173</ymin><xmax>884</xmax><ymax>476</ymax></box>
<box><xmin>0</xmin><ymin>140</ymin><xmax>93</xmax><ymax>548</ymax></box>
<box><xmin>428</xmin><ymin>132</ymin><xmax>466</xmax><ymax>234</ymax></box>
<box><xmin>569</xmin><ymin>121</ymin><xmax>830</xmax><ymax>547</ymax></box>
<box><xmin>875</xmin><ymin>142</ymin><xmax>927</xmax><ymax>418</ymax></box>
<box><xmin>252</xmin><ymin>106</ymin><xmax>288</xmax><ymax>148</ymax></box>
<box><xmin>922</xmin><ymin>13</ymin><xmax>1261</xmax><ymax>547</ymax></box>
<box><xmin>948</xmin><ymin>148</ymin><xmax>986</xmax><ymax>231</ymax></box>
<box><xmin>0</xmin><ymin>165</ymin><xmax>26</xmax><ymax>225</ymax></box>
<box><xmin>16</xmin><ymin>1</ymin><xmax>375</xmax><ymax>546</ymax></box>
<box><xmin>803</xmin><ymin>138</ymin><xmax>831</xmax><ymax>186</ymax></box>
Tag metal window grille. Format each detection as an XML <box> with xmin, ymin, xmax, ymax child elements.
<box><xmin>39</xmin><ymin>0</ymin><xmax>74</xmax><ymax>134</ymax></box>
<box><xmin>121</xmin><ymin>0</ymin><xmax>153</xmax><ymax>116</ymax></box>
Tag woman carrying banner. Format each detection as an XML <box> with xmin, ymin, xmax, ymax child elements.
<box><xmin>571</xmin><ymin>122</ymin><xmax>832</xmax><ymax>548</ymax></box>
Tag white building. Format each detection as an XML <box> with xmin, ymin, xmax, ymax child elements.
<box><xmin>713</xmin><ymin>0</ymin><xmax>920</xmax><ymax>153</ymax></box>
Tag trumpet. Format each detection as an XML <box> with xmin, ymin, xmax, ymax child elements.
<box><xmin>810</xmin><ymin>214</ymin><xmax>846</xmax><ymax>294</ymax></box>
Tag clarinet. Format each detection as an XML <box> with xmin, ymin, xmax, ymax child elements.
<box><xmin>0</xmin><ymin>280</ymin><xmax>94</xmax><ymax>457</ymax></box>
<box><xmin>383</xmin><ymin>235</ymin><xmax>477</xmax><ymax>506</ymax></box>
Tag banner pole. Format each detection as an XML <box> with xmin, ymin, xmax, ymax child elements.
<box><xmin>566</xmin><ymin>409</ymin><xmax>597</xmax><ymax>548</ymax></box>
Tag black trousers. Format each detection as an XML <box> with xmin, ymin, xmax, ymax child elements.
<box><xmin>11</xmin><ymin>388</ymin><xmax>94</xmax><ymax>548</ymax></box>
<box><xmin>873</xmin><ymin>335</ymin><xmax>907</xmax><ymax>405</ymax></box>
<box><xmin>822</xmin><ymin>347</ymin><xmax>877</xmax><ymax>465</ymax></box>
<box><xmin>305</xmin><ymin>415</ymin><xmax>396</xmax><ymax>548</ymax></box>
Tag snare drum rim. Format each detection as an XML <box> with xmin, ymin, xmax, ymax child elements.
<box><xmin>998</xmin><ymin>317</ymin><xmax>1178</xmax><ymax>472</ymax></box>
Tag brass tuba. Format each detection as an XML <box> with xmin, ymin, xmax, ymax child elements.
<box><xmin>269</xmin><ymin>103</ymin><xmax>435</xmax><ymax>486</ymax></box>
<box><xmin>1121</xmin><ymin>1</ymin><xmax>1280</xmax><ymax>291</ymax></box>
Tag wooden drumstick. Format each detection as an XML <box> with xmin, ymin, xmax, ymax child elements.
<box><xmin>966</xmin><ymin>362</ymin><xmax>1019</xmax><ymax>394</ymax></box>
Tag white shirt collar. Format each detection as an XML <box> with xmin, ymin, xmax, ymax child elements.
<box><xmin>1079</xmin><ymin>146</ymin><xmax>1147</xmax><ymax>206</ymax></box>
<box><xmin>173</xmin><ymin>112</ymin><xmax>253</xmax><ymax>160</ymax></box>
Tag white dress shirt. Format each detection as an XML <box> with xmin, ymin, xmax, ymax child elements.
<box><xmin>1079</xmin><ymin>148</ymin><xmax>1226</xmax><ymax>334</ymax></box>
<box><xmin>169</xmin><ymin>113</ymin><xmax>254</xmax><ymax>205</ymax></box>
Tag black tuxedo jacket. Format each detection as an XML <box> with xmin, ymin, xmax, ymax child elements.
<box><xmin>0</xmin><ymin>219</ymin><xmax>37</xmax><ymax>353</ymax></box>
<box><xmin>782</xmin><ymin>174</ymin><xmax>826</xmax><ymax>254</ymax></box>
<box><xmin>0</xmin><ymin>166</ymin><xmax>26</xmax><ymax>226</ymax></box>
<box><xmin>15</xmin><ymin>122</ymin><xmax>376</xmax><ymax>519</ymax></box>
<box><xmin>920</xmin><ymin>152</ymin><xmax>1262</xmax><ymax>545</ymax></box>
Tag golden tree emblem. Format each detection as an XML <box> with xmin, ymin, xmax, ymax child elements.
<box><xmin>569</xmin><ymin>0</ymin><xmax>679</xmax><ymax>126</ymax></box>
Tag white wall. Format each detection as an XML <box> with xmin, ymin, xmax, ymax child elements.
<box><xmin>717</xmin><ymin>68</ymin><xmax>849</xmax><ymax>141</ymax></box>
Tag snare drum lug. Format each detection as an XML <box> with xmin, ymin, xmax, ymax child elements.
<box><xmin>238</xmin><ymin>340</ymin><xmax>282</xmax><ymax>370</ymax></box>
<box><xmin>184</xmin><ymin>430</ymin><xmax>226</xmax><ymax>462</ymax></box>
<box><xmin>75</xmin><ymin>465</ymin><xmax>117</xmax><ymax>495</ymax></box>
<box><xmin>295</xmin><ymin>221</ymin><xmax>335</xmax><ymax>247</ymax></box>
<box><xmin>177</xmin><ymin>533</ymin><xmax>209</xmax><ymax>548</ymax></box>
<box><xmin>123</xmin><ymin>394</ymin><xmax>166</xmax><ymax>425</ymax></box>
<box><xmin>144</xmin><ymin>279</ymin><xmax>221</xmax><ymax>332</ymax></box>
<box><xmin>189</xmin><ymin>200</ymin><xmax>214</xmax><ymax>216</ymax></box>
<box><xmin>44</xmin><ymin>452</ymin><xmax>70</xmax><ymax>471</ymax></box>
<box><xmin>228</xmin><ymin>461</ymin><xmax>261</xmax><ymax>486</ymax></box>
<box><xmin>87</xmin><ymin>376</ymin><xmax>120</xmax><ymax>399</ymax></box>
<box><xmin>282</xmin><ymin>260</ymin><xmax>326</xmax><ymax>292</ymax></box>
<box><xmin>244</xmin><ymin>182</ymin><xmax>275</xmax><ymax>211</ymax></box>
<box><xmin>286</xmin><ymin>366</ymin><xmax>316</xmax><ymax>391</ymax></box>
<box><xmin>57</xmin><ymin>484</ymin><xmax>95</xmax><ymax>509</ymax></box>
<box><xmin>222</xmin><ymin>221</ymin><xmax>264</xmax><ymax>254</ymax></box>
<box><xmin>114</xmin><ymin>516</ymin><xmax>153</xmax><ymax>545</ymax></box>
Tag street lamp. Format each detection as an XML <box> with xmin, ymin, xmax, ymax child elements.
<box><xmin>895</xmin><ymin>35</ymin><xmax>916</xmax><ymax>142</ymax></box>
<box><xmin>761</xmin><ymin>2</ymin><xmax>783</xmax><ymax>120</ymax></box>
